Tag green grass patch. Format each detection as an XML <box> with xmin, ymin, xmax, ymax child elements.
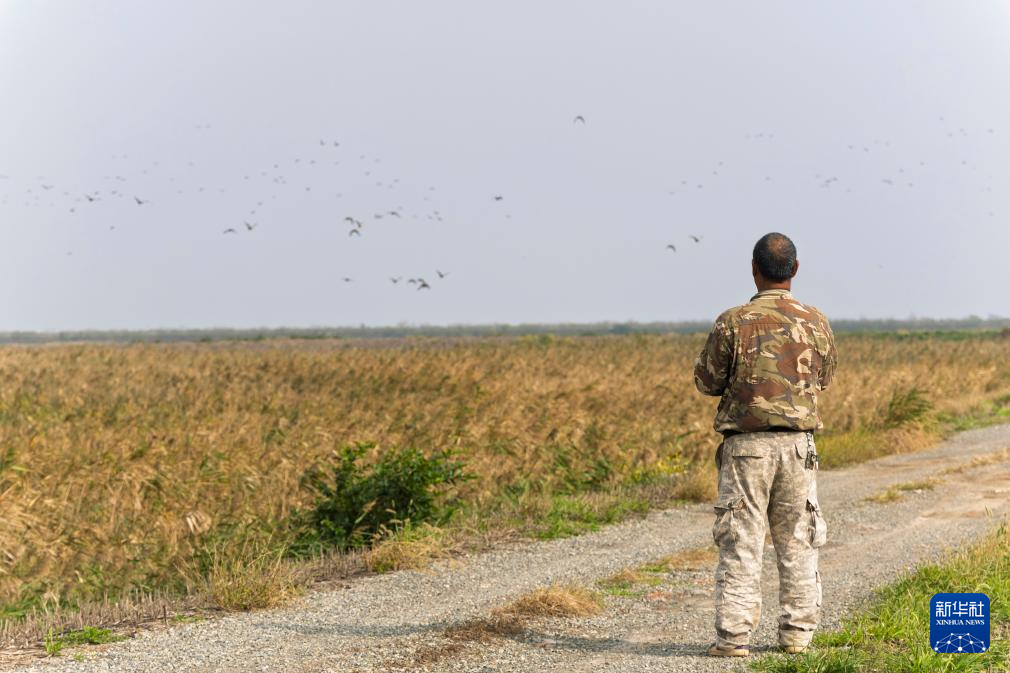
<box><xmin>531</xmin><ymin>492</ymin><xmax>651</xmax><ymax>540</ymax></box>
<box><xmin>59</xmin><ymin>626</ymin><xmax>124</xmax><ymax>646</ymax></box>
<box><xmin>595</xmin><ymin>569</ymin><xmax>663</xmax><ymax>597</ymax></box>
<box><xmin>43</xmin><ymin>626</ymin><xmax>125</xmax><ymax>656</ymax></box>
<box><xmin>749</xmin><ymin>521</ymin><xmax>1010</xmax><ymax>672</ymax></box>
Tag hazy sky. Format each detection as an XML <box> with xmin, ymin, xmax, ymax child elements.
<box><xmin>1</xmin><ymin>1</ymin><xmax>1008</xmax><ymax>330</ymax></box>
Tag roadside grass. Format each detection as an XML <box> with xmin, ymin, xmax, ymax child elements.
<box><xmin>596</xmin><ymin>569</ymin><xmax>663</xmax><ymax>597</ymax></box>
<box><xmin>639</xmin><ymin>545</ymin><xmax>720</xmax><ymax>572</ymax></box>
<box><xmin>43</xmin><ymin>626</ymin><xmax>124</xmax><ymax>657</ymax></box>
<box><xmin>201</xmin><ymin>538</ymin><xmax>304</xmax><ymax>611</ymax></box>
<box><xmin>592</xmin><ymin>545</ymin><xmax>719</xmax><ymax>599</ymax></box>
<box><xmin>749</xmin><ymin>521</ymin><xmax>1010</xmax><ymax>673</ymax></box>
<box><xmin>864</xmin><ymin>478</ymin><xmax>943</xmax><ymax>504</ymax></box>
<box><xmin>363</xmin><ymin>522</ymin><xmax>457</xmax><ymax>573</ymax></box>
<box><xmin>500</xmin><ymin>584</ymin><xmax>604</xmax><ymax>619</ymax></box>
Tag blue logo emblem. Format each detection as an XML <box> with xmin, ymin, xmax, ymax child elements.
<box><xmin>930</xmin><ymin>593</ymin><xmax>989</xmax><ymax>653</ymax></box>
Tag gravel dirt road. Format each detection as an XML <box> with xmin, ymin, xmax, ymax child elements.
<box><xmin>15</xmin><ymin>424</ymin><xmax>1010</xmax><ymax>673</ymax></box>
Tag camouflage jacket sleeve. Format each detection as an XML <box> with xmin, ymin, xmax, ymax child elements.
<box><xmin>694</xmin><ymin>315</ymin><xmax>733</xmax><ymax>396</ymax></box>
<box><xmin>818</xmin><ymin>317</ymin><xmax>838</xmax><ymax>390</ymax></box>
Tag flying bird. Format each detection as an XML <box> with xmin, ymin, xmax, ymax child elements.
<box><xmin>493</xmin><ymin>195</ymin><xmax>503</xmax><ymax>201</ymax></box>
<box><xmin>134</xmin><ymin>196</ymin><xmax>147</xmax><ymax>205</ymax></box>
<box><xmin>407</xmin><ymin>278</ymin><xmax>418</xmax><ymax>285</ymax></box>
<box><xmin>342</xmin><ymin>277</ymin><xmax>353</xmax><ymax>283</ymax></box>
<box><xmin>689</xmin><ymin>235</ymin><xmax>703</xmax><ymax>243</ymax></box>
<box><xmin>348</xmin><ymin>229</ymin><xmax>361</xmax><ymax>237</ymax></box>
<box><xmin>84</xmin><ymin>194</ymin><xmax>96</xmax><ymax>202</ymax></box>
<box><xmin>666</xmin><ymin>244</ymin><xmax>677</xmax><ymax>252</ymax></box>
<box><xmin>573</xmin><ymin>115</ymin><xmax>586</xmax><ymax>125</ymax></box>
<box><xmin>417</xmin><ymin>279</ymin><xmax>431</xmax><ymax>290</ymax></box>
<box><xmin>244</xmin><ymin>221</ymin><xmax>257</xmax><ymax>231</ymax></box>
<box><xmin>223</xmin><ymin>228</ymin><xmax>237</xmax><ymax>234</ymax></box>
<box><xmin>436</xmin><ymin>270</ymin><xmax>449</xmax><ymax>279</ymax></box>
<box><xmin>390</xmin><ymin>276</ymin><xmax>402</xmax><ymax>284</ymax></box>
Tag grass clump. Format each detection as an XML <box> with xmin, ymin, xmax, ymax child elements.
<box><xmin>59</xmin><ymin>626</ymin><xmax>124</xmax><ymax>646</ymax></box>
<box><xmin>639</xmin><ymin>545</ymin><xmax>720</xmax><ymax>573</ymax></box>
<box><xmin>864</xmin><ymin>478</ymin><xmax>942</xmax><ymax>504</ymax></box>
<box><xmin>530</xmin><ymin>492</ymin><xmax>650</xmax><ymax>540</ymax></box>
<box><xmin>42</xmin><ymin>625</ymin><xmax>124</xmax><ymax>657</ymax></box>
<box><xmin>749</xmin><ymin>521</ymin><xmax>1010</xmax><ymax>673</ymax></box>
<box><xmin>882</xmin><ymin>386</ymin><xmax>934</xmax><ymax>429</ymax></box>
<box><xmin>364</xmin><ymin>522</ymin><xmax>455</xmax><ymax>573</ymax></box>
<box><xmin>499</xmin><ymin>584</ymin><xmax>603</xmax><ymax>619</ymax></box>
<box><xmin>43</xmin><ymin>628</ymin><xmax>63</xmax><ymax>657</ymax></box>
<box><xmin>596</xmin><ymin>569</ymin><xmax>661</xmax><ymax>597</ymax></box>
<box><xmin>201</xmin><ymin>536</ymin><xmax>303</xmax><ymax>611</ymax></box>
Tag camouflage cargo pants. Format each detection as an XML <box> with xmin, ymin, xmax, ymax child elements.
<box><xmin>712</xmin><ymin>430</ymin><xmax>827</xmax><ymax>649</ymax></box>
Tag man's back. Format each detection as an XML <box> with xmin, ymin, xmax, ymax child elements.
<box><xmin>700</xmin><ymin>232</ymin><xmax>835</xmax><ymax>659</ymax></box>
<box><xmin>694</xmin><ymin>288</ymin><xmax>837</xmax><ymax>434</ymax></box>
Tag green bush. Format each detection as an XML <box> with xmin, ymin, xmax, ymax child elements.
<box><xmin>293</xmin><ymin>443</ymin><xmax>469</xmax><ymax>552</ymax></box>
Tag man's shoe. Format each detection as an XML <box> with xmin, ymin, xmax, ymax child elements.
<box><xmin>707</xmin><ymin>643</ymin><xmax>750</xmax><ymax>657</ymax></box>
<box><xmin>781</xmin><ymin>645</ymin><xmax>808</xmax><ymax>654</ymax></box>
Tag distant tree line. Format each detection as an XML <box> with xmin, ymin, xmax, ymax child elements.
<box><xmin>0</xmin><ymin>316</ymin><xmax>1008</xmax><ymax>345</ymax></box>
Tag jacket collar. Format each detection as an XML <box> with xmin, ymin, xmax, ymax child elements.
<box><xmin>750</xmin><ymin>288</ymin><xmax>792</xmax><ymax>301</ymax></box>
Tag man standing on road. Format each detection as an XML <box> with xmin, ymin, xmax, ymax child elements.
<box><xmin>694</xmin><ymin>232</ymin><xmax>837</xmax><ymax>657</ymax></box>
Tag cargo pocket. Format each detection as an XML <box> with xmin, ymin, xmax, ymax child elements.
<box><xmin>713</xmin><ymin>494</ymin><xmax>744</xmax><ymax>546</ymax></box>
<box><xmin>806</xmin><ymin>498</ymin><xmax>827</xmax><ymax>548</ymax></box>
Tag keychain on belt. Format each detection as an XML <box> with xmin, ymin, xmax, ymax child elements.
<box><xmin>804</xmin><ymin>432</ymin><xmax>818</xmax><ymax>470</ymax></box>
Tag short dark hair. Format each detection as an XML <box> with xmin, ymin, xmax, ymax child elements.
<box><xmin>753</xmin><ymin>232</ymin><xmax>797</xmax><ymax>281</ymax></box>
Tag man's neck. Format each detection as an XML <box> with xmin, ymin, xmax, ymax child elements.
<box><xmin>755</xmin><ymin>282</ymin><xmax>791</xmax><ymax>293</ymax></box>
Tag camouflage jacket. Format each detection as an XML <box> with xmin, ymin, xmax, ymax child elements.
<box><xmin>694</xmin><ymin>289</ymin><xmax>837</xmax><ymax>433</ymax></box>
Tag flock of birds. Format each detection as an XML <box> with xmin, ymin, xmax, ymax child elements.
<box><xmin>0</xmin><ymin>113</ymin><xmax>1001</xmax><ymax>286</ymax></box>
<box><xmin>1</xmin><ymin>130</ymin><xmax>486</xmax><ymax>288</ymax></box>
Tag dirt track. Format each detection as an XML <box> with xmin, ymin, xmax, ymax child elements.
<box><xmin>16</xmin><ymin>424</ymin><xmax>1010</xmax><ymax>673</ymax></box>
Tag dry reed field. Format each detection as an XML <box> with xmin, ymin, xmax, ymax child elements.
<box><xmin>0</xmin><ymin>333</ymin><xmax>1008</xmax><ymax>621</ymax></box>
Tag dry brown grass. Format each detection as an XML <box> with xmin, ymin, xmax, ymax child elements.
<box><xmin>443</xmin><ymin>613</ymin><xmax>525</xmax><ymax>643</ymax></box>
<box><xmin>363</xmin><ymin>524</ymin><xmax>456</xmax><ymax>573</ymax></box>
<box><xmin>498</xmin><ymin>584</ymin><xmax>603</xmax><ymax>619</ymax></box>
<box><xmin>668</xmin><ymin>467</ymin><xmax>718</xmax><ymax>502</ymax></box>
<box><xmin>0</xmin><ymin>592</ymin><xmax>198</xmax><ymax>652</ymax></box>
<box><xmin>203</xmin><ymin>542</ymin><xmax>304</xmax><ymax>611</ymax></box>
<box><xmin>639</xmin><ymin>545</ymin><xmax>720</xmax><ymax>573</ymax></box>
<box><xmin>0</xmin><ymin>334</ymin><xmax>1006</xmax><ymax>615</ymax></box>
<box><xmin>399</xmin><ymin>584</ymin><xmax>596</xmax><ymax>668</ymax></box>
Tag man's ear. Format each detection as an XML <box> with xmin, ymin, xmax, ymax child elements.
<box><xmin>792</xmin><ymin>259</ymin><xmax>800</xmax><ymax>278</ymax></box>
<box><xmin>752</xmin><ymin>259</ymin><xmax>759</xmax><ymax>276</ymax></box>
